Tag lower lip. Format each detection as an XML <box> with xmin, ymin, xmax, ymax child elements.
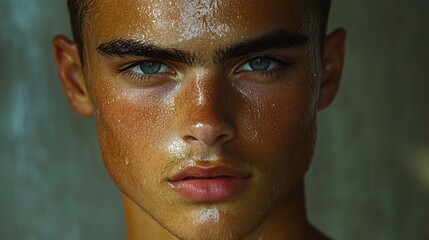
<box><xmin>169</xmin><ymin>177</ymin><xmax>250</xmax><ymax>202</ymax></box>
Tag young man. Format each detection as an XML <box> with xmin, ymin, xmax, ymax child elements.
<box><xmin>53</xmin><ymin>0</ymin><xmax>345</xmax><ymax>239</ymax></box>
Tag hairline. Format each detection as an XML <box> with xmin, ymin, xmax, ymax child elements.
<box><xmin>67</xmin><ymin>0</ymin><xmax>331</xmax><ymax>60</ymax></box>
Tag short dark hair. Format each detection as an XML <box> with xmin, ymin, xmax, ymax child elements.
<box><xmin>67</xmin><ymin>0</ymin><xmax>94</xmax><ymax>57</ymax></box>
<box><xmin>67</xmin><ymin>0</ymin><xmax>332</xmax><ymax>58</ymax></box>
<box><xmin>317</xmin><ymin>0</ymin><xmax>332</xmax><ymax>39</ymax></box>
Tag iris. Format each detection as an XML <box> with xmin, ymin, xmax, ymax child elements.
<box><xmin>138</xmin><ymin>61</ymin><xmax>162</xmax><ymax>74</ymax></box>
<box><xmin>248</xmin><ymin>58</ymin><xmax>272</xmax><ymax>71</ymax></box>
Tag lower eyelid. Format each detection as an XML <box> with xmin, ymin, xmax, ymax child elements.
<box><xmin>122</xmin><ymin>69</ymin><xmax>176</xmax><ymax>85</ymax></box>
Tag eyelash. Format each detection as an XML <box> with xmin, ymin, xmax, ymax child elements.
<box><xmin>119</xmin><ymin>61</ymin><xmax>174</xmax><ymax>83</ymax></box>
<box><xmin>119</xmin><ymin>56</ymin><xmax>291</xmax><ymax>83</ymax></box>
<box><xmin>234</xmin><ymin>56</ymin><xmax>291</xmax><ymax>79</ymax></box>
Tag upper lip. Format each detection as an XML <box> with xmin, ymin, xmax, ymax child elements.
<box><xmin>168</xmin><ymin>165</ymin><xmax>252</xmax><ymax>182</ymax></box>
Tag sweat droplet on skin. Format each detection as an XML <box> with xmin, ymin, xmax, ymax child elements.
<box><xmin>176</xmin><ymin>0</ymin><xmax>231</xmax><ymax>41</ymax></box>
<box><xmin>183</xmin><ymin>159</ymin><xmax>197</xmax><ymax>168</ymax></box>
<box><xmin>167</xmin><ymin>139</ymin><xmax>187</xmax><ymax>159</ymax></box>
<box><xmin>192</xmin><ymin>207</ymin><xmax>220</xmax><ymax>225</ymax></box>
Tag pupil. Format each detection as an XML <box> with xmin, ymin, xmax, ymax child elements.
<box><xmin>249</xmin><ymin>58</ymin><xmax>270</xmax><ymax>71</ymax></box>
<box><xmin>140</xmin><ymin>61</ymin><xmax>161</xmax><ymax>74</ymax></box>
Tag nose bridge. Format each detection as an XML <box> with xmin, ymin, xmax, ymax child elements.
<box><xmin>176</xmin><ymin>71</ymin><xmax>235</xmax><ymax>147</ymax></box>
<box><xmin>194</xmin><ymin>72</ymin><xmax>220</xmax><ymax>115</ymax></box>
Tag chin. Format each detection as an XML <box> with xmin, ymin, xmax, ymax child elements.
<box><xmin>152</xmin><ymin>197</ymin><xmax>272</xmax><ymax>240</ymax></box>
<box><xmin>169</xmin><ymin>215</ymin><xmax>258</xmax><ymax>240</ymax></box>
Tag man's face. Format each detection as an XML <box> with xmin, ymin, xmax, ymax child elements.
<box><xmin>80</xmin><ymin>0</ymin><xmax>322</xmax><ymax>239</ymax></box>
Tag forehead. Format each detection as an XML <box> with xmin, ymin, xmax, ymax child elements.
<box><xmin>86</xmin><ymin>0</ymin><xmax>315</xmax><ymax>50</ymax></box>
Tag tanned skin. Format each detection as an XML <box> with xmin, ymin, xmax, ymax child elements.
<box><xmin>53</xmin><ymin>0</ymin><xmax>345</xmax><ymax>239</ymax></box>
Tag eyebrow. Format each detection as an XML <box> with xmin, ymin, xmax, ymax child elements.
<box><xmin>96</xmin><ymin>29</ymin><xmax>309</xmax><ymax>66</ymax></box>
<box><xmin>214</xmin><ymin>29</ymin><xmax>309</xmax><ymax>63</ymax></box>
<box><xmin>97</xmin><ymin>40</ymin><xmax>199</xmax><ymax>66</ymax></box>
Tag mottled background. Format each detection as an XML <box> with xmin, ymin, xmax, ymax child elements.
<box><xmin>1</xmin><ymin>0</ymin><xmax>428</xmax><ymax>239</ymax></box>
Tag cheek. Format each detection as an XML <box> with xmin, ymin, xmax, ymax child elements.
<box><xmin>240</xmin><ymin>82</ymin><xmax>318</xmax><ymax>184</ymax></box>
<box><xmin>90</xmin><ymin>85</ymin><xmax>170</xmax><ymax>193</ymax></box>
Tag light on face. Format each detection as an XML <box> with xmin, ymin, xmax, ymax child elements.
<box><xmin>177</xmin><ymin>0</ymin><xmax>231</xmax><ymax>41</ymax></box>
<box><xmin>167</xmin><ymin>139</ymin><xmax>187</xmax><ymax>160</ymax></box>
<box><xmin>192</xmin><ymin>207</ymin><xmax>220</xmax><ymax>225</ymax></box>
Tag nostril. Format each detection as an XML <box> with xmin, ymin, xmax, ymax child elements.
<box><xmin>183</xmin><ymin>135</ymin><xmax>199</xmax><ymax>144</ymax></box>
<box><xmin>180</xmin><ymin>120</ymin><xmax>236</xmax><ymax>147</ymax></box>
<box><xmin>217</xmin><ymin>133</ymin><xmax>233</xmax><ymax>143</ymax></box>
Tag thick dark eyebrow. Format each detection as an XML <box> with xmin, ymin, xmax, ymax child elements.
<box><xmin>214</xmin><ymin>29</ymin><xmax>309</xmax><ymax>63</ymax></box>
<box><xmin>97</xmin><ymin>40</ymin><xmax>198</xmax><ymax>66</ymax></box>
<box><xmin>97</xmin><ymin>29</ymin><xmax>309</xmax><ymax>66</ymax></box>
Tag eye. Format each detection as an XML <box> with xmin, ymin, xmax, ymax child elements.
<box><xmin>238</xmin><ymin>57</ymin><xmax>280</xmax><ymax>72</ymax></box>
<box><xmin>129</xmin><ymin>61</ymin><xmax>171</xmax><ymax>74</ymax></box>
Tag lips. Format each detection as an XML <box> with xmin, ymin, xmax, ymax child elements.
<box><xmin>168</xmin><ymin>165</ymin><xmax>251</xmax><ymax>202</ymax></box>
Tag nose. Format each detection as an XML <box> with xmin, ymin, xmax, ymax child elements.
<box><xmin>183</xmin><ymin>120</ymin><xmax>235</xmax><ymax>147</ymax></box>
<box><xmin>177</xmin><ymin>74</ymin><xmax>236</xmax><ymax>147</ymax></box>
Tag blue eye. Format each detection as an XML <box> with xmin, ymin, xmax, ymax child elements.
<box><xmin>239</xmin><ymin>57</ymin><xmax>280</xmax><ymax>72</ymax></box>
<box><xmin>130</xmin><ymin>61</ymin><xmax>171</xmax><ymax>74</ymax></box>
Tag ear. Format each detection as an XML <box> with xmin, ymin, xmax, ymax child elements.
<box><xmin>318</xmin><ymin>28</ymin><xmax>347</xmax><ymax>111</ymax></box>
<box><xmin>52</xmin><ymin>35</ymin><xmax>93</xmax><ymax>116</ymax></box>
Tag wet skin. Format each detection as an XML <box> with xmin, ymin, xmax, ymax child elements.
<box><xmin>53</xmin><ymin>0</ymin><xmax>345</xmax><ymax>239</ymax></box>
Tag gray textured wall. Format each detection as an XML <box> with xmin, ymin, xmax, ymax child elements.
<box><xmin>307</xmin><ymin>1</ymin><xmax>429</xmax><ymax>239</ymax></box>
<box><xmin>1</xmin><ymin>0</ymin><xmax>428</xmax><ymax>239</ymax></box>
<box><xmin>0</xmin><ymin>1</ymin><xmax>125</xmax><ymax>239</ymax></box>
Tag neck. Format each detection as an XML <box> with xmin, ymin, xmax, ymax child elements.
<box><xmin>244</xmin><ymin>181</ymin><xmax>311</xmax><ymax>240</ymax></box>
<box><xmin>123</xmin><ymin>181</ymin><xmax>326</xmax><ymax>240</ymax></box>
